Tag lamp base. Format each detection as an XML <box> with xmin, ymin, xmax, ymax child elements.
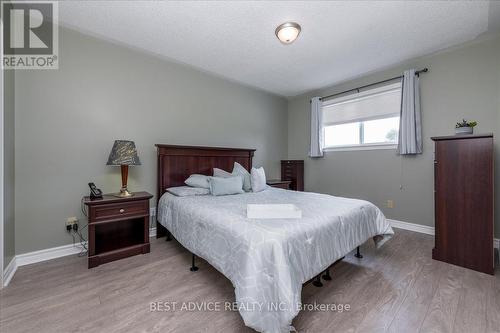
<box><xmin>114</xmin><ymin>188</ymin><xmax>134</xmax><ymax>198</ymax></box>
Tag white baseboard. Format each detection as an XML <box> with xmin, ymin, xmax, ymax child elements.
<box><xmin>3</xmin><ymin>227</ymin><xmax>157</xmax><ymax>287</ymax></box>
<box><xmin>15</xmin><ymin>242</ymin><xmax>87</xmax><ymax>267</ymax></box>
<box><xmin>388</xmin><ymin>219</ymin><xmax>500</xmax><ymax>250</ymax></box>
<box><xmin>3</xmin><ymin>257</ymin><xmax>18</xmax><ymax>287</ymax></box>
<box><xmin>388</xmin><ymin>219</ymin><xmax>435</xmax><ymax>236</ymax></box>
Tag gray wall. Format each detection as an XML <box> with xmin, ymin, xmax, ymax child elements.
<box><xmin>288</xmin><ymin>34</ymin><xmax>500</xmax><ymax>237</ymax></box>
<box><xmin>3</xmin><ymin>69</ymin><xmax>15</xmax><ymax>268</ymax></box>
<box><xmin>14</xmin><ymin>27</ymin><xmax>288</xmax><ymax>254</ymax></box>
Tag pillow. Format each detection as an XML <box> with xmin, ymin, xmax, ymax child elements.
<box><xmin>251</xmin><ymin>167</ymin><xmax>267</xmax><ymax>192</ymax></box>
<box><xmin>209</xmin><ymin>176</ymin><xmax>244</xmax><ymax>196</ymax></box>
<box><xmin>213</xmin><ymin>168</ymin><xmax>232</xmax><ymax>178</ymax></box>
<box><xmin>232</xmin><ymin>162</ymin><xmax>252</xmax><ymax>192</ymax></box>
<box><xmin>167</xmin><ymin>186</ymin><xmax>210</xmax><ymax>197</ymax></box>
<box><xmin>185</xmin><ymin>174</ymin><xmax>210</xmax><ymax>189</ymax></box>
<box><xmin>213</xmin><ymin>164</ymin><xmax>251</xmax><ymax>192</ymax></box>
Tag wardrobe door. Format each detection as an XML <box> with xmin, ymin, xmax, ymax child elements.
<box><xmin>433</xmin><ymin>136</ymin><xmax>493</xmax><ymax>275</ymax></box>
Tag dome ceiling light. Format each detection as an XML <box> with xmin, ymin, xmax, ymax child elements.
<box><xmin>275</xmin><ymin>22</ymin><xmax>301</xmax><ymax>44</ymax></box>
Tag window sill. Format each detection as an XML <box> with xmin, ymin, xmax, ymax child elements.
<box><xmin>323</xmin><ymin>144</ymin><xmax>397</xmax><ymax>152</ymax></box>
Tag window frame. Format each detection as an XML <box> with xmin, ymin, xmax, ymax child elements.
<box><xmin>321</xmin><ymin>82</ymin><xmax>401</xmax><ymax>152</ymax></box>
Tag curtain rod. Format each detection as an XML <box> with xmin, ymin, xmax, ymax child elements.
<box><xmin>317</xmin><ymin>68</ymin><xmax>428</xmax><ymax>102</ymax></box>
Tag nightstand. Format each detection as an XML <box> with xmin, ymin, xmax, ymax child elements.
<box><xmin>83</xmin><ymin>191</ymin><xmax>153</xmax><ymax>268</ymax></box>
<box><xmin>266</xmin><ymin>179</ymin><xmax>292</xmax><ymax>190</ymax></box>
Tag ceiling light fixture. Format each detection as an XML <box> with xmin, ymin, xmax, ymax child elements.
<box><xmin>275</xmin><ymin>22</ymin><xmax>301</xmax><ymax>44</ymax></box>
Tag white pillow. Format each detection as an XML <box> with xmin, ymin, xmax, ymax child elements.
<box><xmin>185</xmin><ymin>174</ymin><xmax>210</xmax><ymax>189</ymax></box>
<box><xmin>213</xmin><ymin>168</ymin><xmax>233</xmax><ymax>178</ymax></box>
<box><xmin>209</xmin><ymin>176</ymin><xmax>244</xmax><ymax>196</ymax></box>
<box><xmin>251</xmin><ymin>167</ymin><xmax>267</xmax><ymax>192</ymax></box>
<box><xmin>232</xmin><ymin>162</ymin><xmax>252</xmax><ymax>192</ymax></box>
<box><xmin>167</xmin><ymin>186</ymin><xmax>210</xmax><ymax>197</ymax></box>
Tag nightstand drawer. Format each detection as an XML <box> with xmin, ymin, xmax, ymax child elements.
<box><xmin>270</xmin><ymin>182</ymin><xmax>290</xmax><ymax>189</ymax></box>
<box><xmin>91</xmin><ymin>201</ymin><xmax>148</xmax><ymax>222</ymax></box>
<box><xmin>266</xmin><ymin>180</ymin><xmax>292</xmax><ymax>190</ymax></box>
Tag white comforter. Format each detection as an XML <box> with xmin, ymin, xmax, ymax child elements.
<box><xmin>158</xmin><ymin>188</ymin><xmax>393</xmax><ymax>333</ymax></box>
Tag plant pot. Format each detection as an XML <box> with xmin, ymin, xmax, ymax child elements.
<box><xmin>455</xmin><ymin>127</ymin><xmax>473</xmax><ymax>135</ymax></box>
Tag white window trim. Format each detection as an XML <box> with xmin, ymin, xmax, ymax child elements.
<box><xmin>322</xmin><ymin>116</ymin><xmax>400</xmax><ymax>152</ymax></box>
<box><xmin>323</xmin><ymin>142</ymin><xmax>397</xmax><ymax>152</ymax></box>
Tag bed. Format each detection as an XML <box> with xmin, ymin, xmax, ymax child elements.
<box><xmin>155</xmin><ymin>144</ymin><xmax>394</xmax><ymax>333</ymax></box>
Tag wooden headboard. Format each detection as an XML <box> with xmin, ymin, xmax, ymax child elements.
<box><xmin>155</xmin><ymin>144</ymin><xmax>255</xmax><ymax>238</ymax></box>
<box><xmin>155</xmin><ymin>144</ymin><xmax>255</xmax><ymax>199</ymax></box>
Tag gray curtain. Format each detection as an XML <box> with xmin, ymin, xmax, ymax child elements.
<box><xmin>397</xmin><ymin>69</ymin><xmax>422</xmax><ymax>155</ymax></box>
<box><xmin>309</xmin><ymin>97</ymin><xmax>324</xmax><ymax>157</ymax></box>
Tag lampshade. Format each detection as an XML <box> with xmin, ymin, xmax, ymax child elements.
<box><xmin>106</xmin><ymin>140</ymin><xmax>141</xmax><ymax>166</ymax></box>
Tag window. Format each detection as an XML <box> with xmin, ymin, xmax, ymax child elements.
<box><xmin>322</xmin><ymin>82</ymin><xmax>401</xmax><ymax>150</ymax></box>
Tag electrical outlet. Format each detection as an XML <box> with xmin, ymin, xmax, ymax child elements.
<box><xmin>66</xmin><ymin>217</ymin><xmax>78</xmax><ymax>232</ymax></box>
<box><xmin>150</xmin><ymin>208</ymin><xmax>156</xmax><ymax>217</ymax></box>
<box><xmin>66</xmin><ymin>217</ymin><xmax>78</xmax><ymax>225</ymax></box>
<box><xmin>386</xmin><ymin>200</ymin><xmax>394</xmax><ymax>209</ymax></box>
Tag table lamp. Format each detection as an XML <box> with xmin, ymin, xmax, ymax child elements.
<box><xmin>106</xmin><ymin>140</ymin><xmax>141</xmax><ymax>197</ymax></box>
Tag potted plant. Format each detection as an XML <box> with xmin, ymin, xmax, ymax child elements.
<box><xmin>455</xmin><ymin>119</ymin><xmax>477</xmax><ymax>135</ymax></box>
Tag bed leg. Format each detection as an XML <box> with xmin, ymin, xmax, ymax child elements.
<box><xmin>322</xmin><ymin>268</ymin><xmax>332</xmax><ymax>281</ymax></box>
<box><xmin>190</xmin><ymin>254</ymin><xmax>199</xmax><ymax>272</ymax></box>
<box><xmin>166</xmin><ymin>230</ymin><xmax>172</xmax><ymax>241</ymax></box>
<box><xmin>312</xmin><ymin>275</ymin><xmax>323</xmax><ymax>287</ymax></box>
<box><xmin>354</xmin><ymin>246</ymin><xmax>363</xmax><ymax>259</ymax></box>
<box><xmin>156</xmin><ymin>221</ymin><xmax>167</xmax><ymax>239</ymax></box>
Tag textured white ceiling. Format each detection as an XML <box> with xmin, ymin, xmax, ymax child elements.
<box><xmin>59</xmin><ymin>1</ymin><xmax>492</xmax><ymax>97</ymax></box>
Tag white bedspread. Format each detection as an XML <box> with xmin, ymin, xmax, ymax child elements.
<box><xmin>158</xmin><ymin>188</ymin><xmax>393</xmax><ymax>333</ymax></box>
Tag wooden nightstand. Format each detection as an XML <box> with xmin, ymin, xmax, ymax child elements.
<box><xmin>266</xmin><ymin>179</ymin><xmax>292</xmax><ymax>190</ymax></box>
<box><xmin>83</xmin><ymin>191</ymin><xmax>153</xmax><ymax>268</ymax></box>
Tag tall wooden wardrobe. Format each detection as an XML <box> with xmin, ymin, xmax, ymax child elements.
<box><xmin>431</xmin><ymin>134</ymin><xmax>494</xmax><ymax>275</ymax></box>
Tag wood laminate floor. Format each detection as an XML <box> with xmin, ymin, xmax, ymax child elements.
<box><xmin>1</xmin><ymin>228</ymin><xmax>499</xmax><ymax>333</ymax></box>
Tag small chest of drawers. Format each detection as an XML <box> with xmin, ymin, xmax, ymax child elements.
<box><xmin>281</xmin><ymin>160</ymin><xmax>304</xmax><ymax>191</ymax></box>
<box><xmin>83</xmin><ymin>191</ymin><xmax>153</xmax><ymax>268</ymax></box>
